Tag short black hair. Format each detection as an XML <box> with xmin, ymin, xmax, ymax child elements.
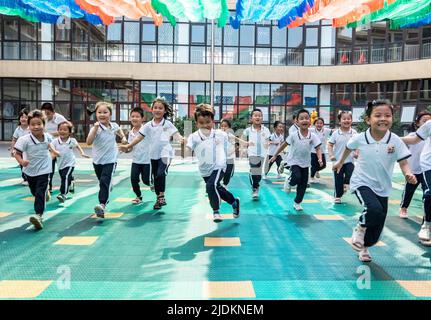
<box><xmin>314</xmin><ymin>117</ymin><xmax>325</xmax><ymax>125</ymax></box>
<box><xmin>365</xmin><ymin>100</ymin><xmax>393</xmax><ymax>118</ymax></box>
<box><xmin>250</xmin><ymin>108</ymin><xmax>262</xmax><ymax>117</ymax></box>
<box><xmin>27</xmin><ymin>109</ymin><xmax>45</xmax><ymax>125</ymax></box>
<box><xmin>296</xmin><ymin>109</ymin><xmax>310</xmax><ymax>118</ymax></box>
<box><xmin>18</xmin><ymin>108</ymin><xmax>28</xmax><ymax>121</ymax></box>
<box><xmin>337</xmin><ymin>110</ymin><xmax>352</xmax><ymax>121</ymax></box>
<box><xmin>130</xmin><ymin>107</ymin><xmax>144</xmax><ymax>118</ymax></box>
<box><xmin>40</xmin><ymin>102</ymin><xmax>54</xmax><ymax>112</ymax></box>
<box><xmin>273</xmin><ymin>120</ymin><xmax>283</xmax><ymax>129</ymax></box>
<box><xmin>221</xmin><ymin>119</ymin><xmax>232</xmax><ymax>128</ymax></box>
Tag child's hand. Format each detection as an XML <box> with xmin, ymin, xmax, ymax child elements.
<box><xmin>118</xmin><ymin>144</ymin><xmax>129</xmax><ymax>152</ymax></box>
<box><xmin>269</xmin><ymin>156</ymin><xmax>276</xmax><ymax>163</ymax></box>
<box><xmin>121</xmin><ymin>137</ymin><xmax>128</xmax><ymax>145</ymax></box>
<box><xmin>81</xmin><ymin>154</ymin><xmax>90</xmax><ymax>159</ymax></box>
<box><xmin>406</xmin><ymin>174</ymin><xmax>417</xmax><ymax>185</ymax></box>
<box><xmin>248</xmin><ymin>141</ymin><xmax>255</xmax><ymax>147</ymax></box>
<box><xmin>353</xmin><ymin>152</ymin><xmax>359</xmax><ymax>159</ymax></box>
<box><xmin>318</xmin><ymin>159</ymin><xmax>324</xmax><ymax>167</ymax></box>
<box><xmin>332</xmin><ymin>161</ymin><xmax>342</xmax><ymax>174</ymax></box>
<box><xmin>21</xmin><ymin>160</ymin><xmax>30</xmax><ymax>167</ymax></box>
<box><xmin>93</xmin><ymin>122</ymin><xmax>100</xmax><ymax>128</ymax></box>
<box><xmin>329</xmin><ymin>155</ymin><xmax>336</xmax><ymax>161</ymax></box>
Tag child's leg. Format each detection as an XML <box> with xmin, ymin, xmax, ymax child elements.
<box><xmin>295</xmin><ymin>167</ymin><xmax>309</xmax><ymax>204</ymax></box>
<box><xmin>264</xmin><ymin>155</ymin><xmax>273</xmax><ymax>176</ymax></box>
<box><xmin>130</xmin><ymin>163</ymin><xmax>142</xmax><ymax>199</ymax></box>
<box><xmin>141</xmin><ymin>163</ymin><xmax>152</xmax><ymax>187</ymax></box>
<box><xmin>204</xmin><ymin>171</ymin><xmax>222</xmax><ymax>212</ymax></box>
<box><xmin>97</xmin><ymin>163</ymin><xmax>116</xmax><ymax>205</ymax></box>
<box><xmin>343</xmin><ymin>162</ymin><xmax>354</xmax><ymax>185</ymax></box>
<box><xmin>59</xmin><ymin>167</ymin><xmax>73</xmax><ymax>195</ymax></box>
<box><xmin>151</xmin><ymin>159</ymin><xmax>158</xmax><ymax>194</ymax></box>
<box><xmin>223</xmin><ymin>161</ymin><xmax>234</xmax><ymax>186</ymax></box>
<box><xmin>20</xmin><ymin>165</ymin><xmax>27</xmax><ymax>181</ymax></box>
<box><xmin>34</xmin><ymin>174</ymin><xmax>50</xmax><ymax>215</ymax></box>
<box><xmin>400</xmin><ymin>179</ymin><xmax>419</xmax><ymax>209</ymax></box>
<box><xmin>310</xmin><ymin>153</ymin><xmax>318</xmax><ymax>178</ymax></box>
<box><xmin>422</xmin><ymin>170</ymin><xmax>431</xmax><ymax>223</ymax></box>
<box><xmin>48</xmin><ymin>158</ymin><xmax>56</xmax><ymax>192</ymax></box>
<box><xmin>249</xmin><ymin>156</ymin><xmax>263</xmax><ymax>189</ymax></box>
<box><xmin>319</xmin><ymin>154</ymin><xmax>327</xmax><ymax>172</ymax></box>
<box><xmin>275</xmin><ymin>155</ymin><xmax>283</xmax><ymax>172</ymax></box>
<box><xmin>27</xmin><ymin>175</ymin><xmax>37</xmax><ymax>197</ymax></box>
<box><xmin>334</xmin><ymin>165</ymin><xmax>345</xmax><ymax>198</ymax></box>
<box><xmin>288</xmin><ymin>165</ymin><xmax>301</xmax><ymax>187</ymax></box>
<box><xmin>354</xmin><ymin>186</ymin><xmax>388</xmax><ymax>247</ymax></box>
<box><xmin>154</xmin><ymin>158</ymin><xmax>170</xmax><ymax>197</ymax></box>
<box><xmin>215</xmin><ymin>171</ymin><xmax>235</xmax><ymax>205</ymax></box>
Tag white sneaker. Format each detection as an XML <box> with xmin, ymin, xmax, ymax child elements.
<box><xmin>309</xmin><ymin>177</ymin><xmax>317</xmax><ymax>184</ymax></box>
<box><xmin>293</xmin><ymin>203</ymin><xmax>303</xmax><ymax>211</ymax></box>
<box><xmin>262</xmin><ymin>175</ymin><xmax>268</xmax><ymax>180</ymax></box>
<box><xmin>94</xmin><ymin>204</ymin><xmax>106</xmax><ymax>218</ymax></box>
<box><xmin>252</xmin><ymin>188</ymin><xmax>259</xmax><ymax>200</ymax></box>
<box><xmin>418</xmin><ymin>222</ymin><xmax>431</xmax><ymax>241</ymax></box>
<box><xmin>21</xmin><ymin>180</ymin><xmax>29</xmax><ymax>186</ymax></box>
<box><xmin>278</xmin><ymin>162</ymin><xmax>285</xmax><ymax>174</ymax></box>
<box><xmin>69</xmin><ymin>181</ymin><xmax>75</xmax><ymax>193</ymax></box>
<box><xmin>399</xmin><ymin>208</ymin><xmax>408</xmax><ymax>219</ymax></box>
<box><xmin>344</xmin><ymin>184</ymin><xmax>349</xmax><ymax>193</ymax></box>
<box><xmin>213</xmin><ymin>212</ymin><xmax>222</xmax><ymax>223</ymax></box>
<box><xmin>316</xmin><ymin>172</ymin><xmax>320</xmax><ymax>179</ymax></box>
<box><xmin>45</xmin><ymin>191</ymin><xmax>51</xmax><ymax>202</ymax></box>
<box><xmin>334</xmin><ymin>197</ymin><xmax>342</xmax><ymax>204</ymax></box>
<box><xmin>358</xmin><ymin>248</ymin><xmax>372</xmax><ymax>262</ymax></box>
<box><xmin>29</xmin><ymin>214</ymin><xmax>43</xmax><ymax>230</ymax></box>
<box><xmin>351</xmin><ymin>224</ymin><xmax>366</xmax><ymax>251</ymax></box>
<box><xmin>284</xmin><ymin>184</ymin><xmax>292</xmax><ymax>193</ymax></box>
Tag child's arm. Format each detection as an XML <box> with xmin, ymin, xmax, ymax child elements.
<box><xmin>402</xmin><ymin>135</ymin><xmax>422</xmax><ymax>145</ymax></box>
<box><xmin>75</xmin><ymin>143</ymin><xmax>90</xmax><ymax>158</ymax></box>
<box><xmin>10</xmin><ymin>138</ymin><xmax>17</xmax><ymax>157</ymax></box>
<box><xmin>48</xmin><ymin>143</ymin><xmax>60</xmax><ymax>157</ymax></box>
<box><xmin>269</xmin><ymin>141</ymin><xmax>288</xmax><ymax>163</ymax></box>
<box><xmin>332</xmin><ymin>148</ymin><xmax>353</xmax><ymax>173</ymax></box>
<box><xmin>115</xmin><ymin>128</ymin><xmax>128</xmax><ymax>145</ymax></box>
<box><xmin>327</xmin><ymin>142</ymin><xmax>336</xmax><ymax>161</ymax></box>
<box><xmin>86</xmin><ymin>122</ymin><xmax>99</xmax><ymax>146</ymax></box>
<box><xmin>172</xmin><ymin>132</ymin><xmax>186</xmax><ymax>144</ymax></box>
<box><xmin>315</xmin><ymin>145</ymin><xmax>323</xmax><ymax>166</ymax></box>
<box><xmin>14</xmin><ymin>150</ymin><xmax>29</xmax><ymax>167</ymax></box>
<box><xmin>353</xmin><ymin>149</ymin><xmax>360</xmax><ymax>159</ymax></box>
<box><xmin>119</xmin><ymin>134</ymin><xmax>144</xmax><ymax>152</ymax></box>
<box><xmin>399</xmin><ymin>159</ymin><xmax>417</xmax><ymax>185</ymax></box>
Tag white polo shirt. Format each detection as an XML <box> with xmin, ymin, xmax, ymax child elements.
<box><xmin>91</xmin><ymin>122</ymin><xmax>120</xmax><ymax>165</ymax></box>
<box><xmin>288</xmin><ymin>123</ymin><xmax>299</xmax><ymax>136</ymax></box>
<box><xmin>310</xmin><ymin>127</ymin><xmax>332</xmax><ymax>154</ymax></box>
<box><xmin>404</xmin><ymin>132</ymin><xmax>425</xmax><ymax>175</ymax></box>
<box><xmin>224</xmin><ymin>131</ymin><xmax>236</xmax><ymax>160</ymax></box>
<box><xmin>13</xmin><ymin>126</ymin><xmax>30</xmax><ymax>140</ymax></box>
<box><xmin>268</xmin><ymin>133</ymin><xmax>284</xmax><ymax>156</ymax></box>
<box><xmin>52</xmin><ymin>137</ymin><xmax>78</xmax><ymax>170</ymax></box>
<box><xmin>415</xmin><ymin>120</ymin><xmax>431</xmax><ymax>172</ymax></box>
<box><xmin>45</xmin><ymin>113</ymin><xmax>67</xmax><ymax>135</ymax></box>
<box><xmin>128</xmin><ymin>125</ymin><xmax>151</xmax><ymax>165</ymax></box>
<box><xmin>14</xmin><ymin>133</ymin><xmax>53</xmax><ymax>177</ymax></box>
<box><xmin>140</xmin><ymin>119</ymin><xmax>178</xmax><ymax>160</ymax></box>
<box><xmin>243</xmin><ymin>125</ymin><xmax>271</xmax><ymax>157</ymax></box>
<box><xmin>285</xmin><ymin>130</ymin><xmax>321</xmax><ymax>168</ymax></box>
<box><xmin>347</xmin><ymin>129</ymin><xmax>411</xmax><ymax>197</ymax></box>
<box><xmin>187</xmin><ymin>129</ymin><xmax>227</xmax><ymax>177</ymax></box>
<box><xmin>328</xmin><ymin>128</ymin><xmax>358</xmax><ymax>163</ymax></box>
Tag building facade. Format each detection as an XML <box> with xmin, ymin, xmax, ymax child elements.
<box><xmin>1</xmin><ymin>10</ymin><xmax>431</xmax><ymax>140</ymax></box>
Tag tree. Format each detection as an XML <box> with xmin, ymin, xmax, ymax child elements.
<box><xmin>173</xmin><ymin>116</ymin><xmax>196</xmax><ymax>136</ymax></box>
<box><xmin>354</xmin><ymin>110</ymin><xmax>403</xmax><ymax>135</ymax></box>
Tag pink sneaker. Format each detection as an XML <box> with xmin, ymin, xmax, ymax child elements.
<box><xmin>399</xmin><ymin>208</ymin><xmax>408</xmax><ymax>219</ymax></box>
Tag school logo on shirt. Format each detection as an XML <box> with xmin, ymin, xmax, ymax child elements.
<box><xmin>387</xmin><ymin>144</ymin><xmax>395</xmax><ymax>153</ymax></box>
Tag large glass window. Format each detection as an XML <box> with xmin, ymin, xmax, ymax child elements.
<box><xmin>191</xmin><ymin>24</ymin><xmax>205</xmax><ymax>44</ymax></box>
<box><xmin>305</xmin><ymin>28</ymin><xmax>318</xmax><ymax>47</ymax></box>
<box><xmin>142</xmin><ymin>23</ymin><xmax>156</xmax><ymax>42</ymax></box>
<box><xmin>256</xmin><ymin>26</ymin><xmax>270</xmax><ymax>46</ymax></box>
<box><xmin>303</xmin><ymin>84</ymin><xmax>318</xmax><ymax>106</ymax></box>
<box><xmin>124</xmin><ymin>22</ymin><xmax>139</xmax><ymax>43</ymax></box>
<box><xmin>272</xmin><ymin>26</ymin><xmax>286</xmax><ymax>47</ymax></box>
<box><xmin>240</xmin><ymin>25</ymin><xmax>255</xmax><ymax>46</ymax></box>
<box><xmin>107</xmin><ymin>23</ymin><xmax>122</xmax><ymax>42</ymax></box>
<box><xmin>175</xmin><ymin>24</ymin><xmax>189</xmax><ymax>45</ymax></box>
<box><xmin>288</xmin><ymin>27</ymin><xmax>303</xmax><ymax>48</ymax></box>
<box><xmin>224</xmin><ymin>26</ymin><xmax>238</xmax><ymax>46</ymax></box>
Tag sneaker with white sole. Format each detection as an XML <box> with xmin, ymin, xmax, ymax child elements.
<box><xmin>262</xmin><ymin>175</ymin><xmax>268</xmax><ymax>181</ymax></box>
<box><xmin>69</xmin><ymin>181</ymin><xmax>75</xmax><ymax>193</ymax></box>
<box><xmin>232</xmin><ymin>198</ymin><xmax>240</xmax><ymax>218</ymax></box>
<box><xmin>344</xmin><ymin>184</ymin><xmax>349</xmax><ymax>193</ymax></box>
<box><xmin>334</xmin><ymin>197</ymin><xmax>342</xmax><ymax>204</ymax></box>
<box><xmin>56</xmin><ymin>194</ymin><xmax>66</xmax><ymax>203</ymax></box>
<box><xmin>21</xmin><ymin>180</ymin><xmax>29</xmax><ymax>186</ymax></box>
<box><xmin>132</xmin><ymin>197</ymin><xmax>142</xmax><ymax>204</ymax></box>
<box><xmin>309</xmin><ymin>177</ymin><xmax>317</xmax><ymax>184</ymax></box>
<box><xmin>213</xmin><ymin>212</ymin><xmax>222</xmax><ymax>223</ymax></box>
<box><xmin>358</xmin><ymin>248</ymin><xmax>372</xmax><ymax>262</ymax></box>
<box><xmin>94</xmin><ymin>204</ymin><xmax>105</xmax><ymax>218</ymax></box>
<box><xmin>284</xmin><ymin>184</ymin><xmax>292</xmax><ymax>193</ymax></box>
<box><xmin>29</xmin><ymin>214</ymin><xmax>43</xmax><ymax>230</ymax></box>
<box><xmin>276</xmin><ymin>174</ymin><xmax>282</xmax><ymax>179</ymax></box>
<box><xmin>418</xmin><ymin>222</ymin><xmax>431</xmax><ymax>241</ymax></box>
<box><xmin>252</xmin><ymin>188</ymin><xmax>259</xmax><ymax>200</ymax></box>
<box><xmin>278</xmin><ymin>162</ymin><xmax>285</xmax><ymax>174</ymax></box>
<box><xmin>45</xmin><ymin>190</ymin><xmax>51</xmax><ymax>202</ymax></box>
<box><xmin>316</xmin><ymin>172</ymin><xmax>320</xmax><ymax>179</ymax></box>
<box><xmin>351</xmin><ymin>224</ymin><xmax>366</xmax><ymax>251</ymax></box>
<box><xmin>293</xmin><ymin>202</ymin><xmax>303</xmax><ymax>211</ymax></box>
<box><xmin>399</xmin><ymin>207</ymin><xmax>408</xmax><ymax>219</ymax></box>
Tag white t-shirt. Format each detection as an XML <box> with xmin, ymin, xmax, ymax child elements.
<box><xmin>224</xmin><ymin>131</ymin><xmax>236</xmax><ymax>160</ymax></box>
<box><xmin>187</xmin><ymin>129</ymin><xmax>227</xmax><ymax>177</ymax></box>
<box><xmin>140</xmin><ymin>119</ymin><xmax>178</xmax><ymax>160</ymax></box>
<box><xmin>285</xmin><ymin>130</ymin><xmax>321</xmax><ymax>168</ymax></box>
<box><xmin>415</xmin><ymin>120</ymin><xmax>431</xmax><ymax>172</ymax></box>
<box><xmin>52</xmin><ymin>137</ymin><xmax>78</xmax><ymax>170</ymax></box>
<box><xmin>268</xmin><ymin>132</ymin><xmax>284</xmax><ymax>156</ymax></box>
<box><xmin>310</xmin><ymin>127</ymin><xmax>332</xmax><ymax>154</ymax></box>
<box><xmin>288</xmin><ymin>123</ymin><xmax>299</xmax><ymax>136</ymax></box>
<box><xmin>405</xmin><ymin>132</ymin><xmax>425</xmax><ymax>175</ymax></box>
<box><xmin>14</xmin><ymin>133</ymin><xmax>53</xmax><ymax>177</ymax></box>
<box><xmin>91</xmin><ymin>122</ymin><xmax>121</xmax><ymax>165</ymax></box>
<box><xmin>45</xmin><ymin>113</ymin><xmax>67</xmax><ymax>135</ymax></box>
<box><xmin>347</xmin><ymin>129</ymin><xmax>411</xmax><ymax>197</ymax></box>
<box><xmin>328</xmin><ymin>128</ymin><xmax>358</xmax><ymax>164</ymax></box>
<box><xmin>243</xmin><ymin>125</ymin><xmax>271</xmax><ymax>157</ymax></box>
<box><xmin>13</xmin><ymin>126</ymin><xmax>30</xmax><ymax>140</ymax></box>
<box><xmin>128</xmin><ymin>126</ymin><xmax>151</xmax><ymax>165</ymax></box>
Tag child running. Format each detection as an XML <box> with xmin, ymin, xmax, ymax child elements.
<box><xmin>186</xmin><ymin>104</ymin><xmax>240</xmax><ymax>222</ymax></box>
<box><xmin>127</xmin><ymin>107</ymin><xmax>152</xmax><ymax>204</ymax></box>
<box><xmin>10</xmin><ymin>108</ymin><xmax>30</xmax><ymax>185</ymax></box>
<box><xmin>264</xmin><ymin>121</ymin><xmax>285</xmax><ymax>180</ymax></box>
<box><xmin>13</xmin><ymin>110</ymin><xmax>60</xmax><ymax>230</ymax></box>
<box><xmin>309</xmin><ymin>117</ymin><xmax>332</xmax><ymax>183</ymax></box>
<box><xmin>270</xmin><ymin>109</ymin><xmax>323</xmax><ymax>211</ymax></box>
<box><xmin>333</xmin><ymin>100</ymin><xmax>416</xmax><ymax>262</ymax></box>
<box><xmin>241</xmin><ymin>109</ymin><xmax>271</xmax><ymax>200</ymax></box>
<box><xmin>86</xmin><ymin>101</ymin><xmax>128</xmax><ymax>218</ymax></box>
<box><xmin>401</xmin><ymin>112</ymin><xmax>431</xmax><ymax>242</ymax></box>
<box><xmin>327</xmin><ymin>111</ymin><xmax>358</xmax><ymax>204</ymax></box>
<box><xmin>399</xmin><ymin>112</ymin><xmax>431</xmax><ymax>219</ymax></box>
<box><xmin>119</xmin><ymin>97</ymin><xmax>184</xmax><ymax>210</ymax></box>
<box><xmin>52</xmin><ymin>121</ymin><xmax>90</xmax><ymax>203</ymax></box>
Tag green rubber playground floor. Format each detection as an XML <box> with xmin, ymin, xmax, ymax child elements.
<box><xmin>0</xmin><ymin>157</ymin><xmax>430</xmax><ymax>300</ymax></box>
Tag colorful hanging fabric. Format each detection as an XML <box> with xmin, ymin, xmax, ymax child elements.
<box><xmin>400</xmin><ymin>12</ymin><xmax>431</xmax><ymax>28</ymax></box>
<box><xmin>75</xmin><ymin>0</ymin><xmax>163</xmax><ymax>26</ymax></box>
<box><xmin>150</xmin><ymin>0</ymin><xmax>229</xmax><ymax>27</ymax></box>
<box><xmin>229</xmin><ymin>0</ymin><xmax>314</xmax><ymax>29</ymax></box>
<box><xmin>0</xmin><ymin>0</ymin><xmax>103</xmax><ymax>24</ymax></box>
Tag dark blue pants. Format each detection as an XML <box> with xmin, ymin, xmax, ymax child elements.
<box><xmin>26</xmin><ymin>173</ymin><xmax>49</xmax><ymax>215</ymax></box>
<box><xmin>334</xmin><ymin>162</ymin><xmax>354</xmax><ymax>198</ymax></box>
<box><xmin>203</xmin><ymin>169</ymin><xmax>235</xmax><ymax>212</ymax></box>
<box><xmin>131</xmin><ymin>163</ymin><xmax>152</xmax><ymax>199</ymax></box>
<box><xmin>93</xmin><ymin>163</ymin><xmax>116</xmax><ymax>205</ymax></box>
